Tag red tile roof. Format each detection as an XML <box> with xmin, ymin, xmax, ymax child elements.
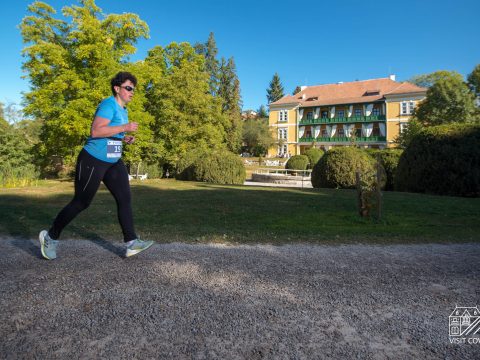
<box><xmin>270</xmin><ymin>77</ymin><xmax>426</xmax><ymax>107</ymax></box>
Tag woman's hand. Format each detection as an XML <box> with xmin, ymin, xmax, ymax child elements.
<box><xmin>123</xmin><ymin>122</ymin><xmax>138</xmax><ymax>132</ymax></box>
<box><xmin>124</xmin><ymin>135</ymin><xmax>135</xmax><ymax>144</ymax></box>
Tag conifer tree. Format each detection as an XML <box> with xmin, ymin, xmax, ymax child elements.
<box><xmin>267</xmin><ymin>73</ymin><xmax>284</xmax><ymax>103</ymax></box>
<box><xmin>218</xmin><ymin>57</ymin><xmax>243</xmax><ymax>152</ymax></box>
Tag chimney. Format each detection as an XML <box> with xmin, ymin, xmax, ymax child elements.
<box><xmin>389</xmin><ymin>74</ymin><xmax>396</xmax><ymax>81</ymax></box>
<box><xmin>302</xmin><ymin>93</ymin><xmax>306</xmax><ymax>100</ymax></box>
<box><xmin>300</xmin><ymin>86</ymin><xmax>307</xmax><ymax>91</ymax></box>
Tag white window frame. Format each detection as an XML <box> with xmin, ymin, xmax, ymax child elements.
<box><xmin>400</xmin><ymin>101</ymin><xmax>415</xmax><ymax>115</ymax></box>
<box><xmin>278</xmin><ymin>127</ymin><xmax>288</xmax><ymax>140</ymax></box>
<box><xmin>278</xmin><ymin>110</ymin><xmax>288</xmax><ymax>122</ymax></box>
<box><xmin>278</xmin><ymin>144</ymin><xmax>288</xmax><ymax>156</ymax></box>
<box><xmin>400</xmin><ymin>122</ymin><xmax>408</xmax><ymax>133</ymax></box>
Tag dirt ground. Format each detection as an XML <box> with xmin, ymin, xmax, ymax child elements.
<box><xmin>1</xmin><ymin>239</ymin><xmax>479</xmax><ymax>359</ymax></box>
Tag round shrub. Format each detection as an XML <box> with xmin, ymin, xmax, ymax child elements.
<box><xmin>304</xmin><ymin>148</ymin><xmax>325</xmax><ymax>168</ymax></box>
<box><xmin>311</xmin><ymin>147</ymin><xmax>381</xmax><ymax>189</ymax></box>
<box><xmin>395</xmin><ymin>124</ymin><xmax>480</xmax><ymax>197</ymax></box>
<box><xmin>177</xmin><ymin>150</ymin><xmax>246</xmax><ymax>185</ymax></box>
<box><xmin>285</xmin><ymin>155</ymin><xmax>309</xmax><ymax>170</ymax></box>
<box><xmin>175</xmin><ymin>149</ymin><xmax>206</xmax><ymax>181</ymax></box>
<box><xmin>367</xmin><ymin>149</ymin><xmax>403</xmax><ymax>191</ymax></box>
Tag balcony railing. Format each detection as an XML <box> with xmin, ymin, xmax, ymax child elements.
<box><xmin>299</xmin><ymin>136</ymin><xmax>386</xmax><ymax>143</ymax></box>
<box><xmin>299</xmin><ymin>115</ymin><xmax>386</xmax><ymax>125</ymax></box>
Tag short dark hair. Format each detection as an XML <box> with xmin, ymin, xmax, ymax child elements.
<box><xmin>111</xmin><ymin>72</ymin><xmax>137</xmax><ymax>96</ymax></box>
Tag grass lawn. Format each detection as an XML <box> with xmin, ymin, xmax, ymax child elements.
<box><xmin>1</xmin><ymin>179</ymin><xmax>479</xmax><ymax>244</ymax></box>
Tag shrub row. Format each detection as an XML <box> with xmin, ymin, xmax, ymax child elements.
<box><xmin>395</xmin><ymin>124</ymin><xmax>480</xmax><ymax>197</ymax></box>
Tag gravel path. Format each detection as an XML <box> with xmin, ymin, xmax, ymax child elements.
<box><xmin>1</xmin><ymin>239</ymin><xmax>479</xmax><ymax>359</ymax></box>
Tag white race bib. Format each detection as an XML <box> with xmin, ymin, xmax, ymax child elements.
<box><xmin>106</xmin><ymin>140</ymin><xmax>122</xmax><ymax>158</ymax></box>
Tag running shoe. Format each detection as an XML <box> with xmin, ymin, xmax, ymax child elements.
<box><xmin>39</xmin><ymin>230</ymin><xmax>59</xmax><ymax>260</ymax></box>
<box><xmin>125</xmin><ymin>238</ymin><xmax>154</xmax><ymax>258</ymax></box>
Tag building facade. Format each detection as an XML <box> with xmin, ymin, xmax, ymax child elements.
<box><xmin>268</xmin><ymin>76</ymin><xmax>427</xmax><ymax>157</ymax></box>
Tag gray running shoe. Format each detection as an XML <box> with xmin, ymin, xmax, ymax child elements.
<box><xmin>39</xmin><ymin>230</ymin><xmax>59</xmax><ymax>260</ymax></box>
<box><xmin>125</xmin><ymin>239</ymin><xmax>154</xmax><ymax>258</ymax></box>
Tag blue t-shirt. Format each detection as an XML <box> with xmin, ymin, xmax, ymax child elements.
<box><xmin>84</xmin><ymin>96</ymin><xmax>128</xmax><ymax>163</ymax></box>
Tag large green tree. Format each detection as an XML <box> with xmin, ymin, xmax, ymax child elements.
<box><xmin>194</xmin><ymin>32</ymin><xmax>219</xmax><ymax>96</ymax></box>
<box><xmin>242</xmin><ymin>118</ymin><xmax>275</xmax><ymax>156</ymax></box>
<box><xmin>218</xmin><ymin>57</ymin><xmax>243</xmax><ymax>153</ymax></box>
<box><xmin>467</xmin><ymin>64</ymin><xmax>480</xmax><ymax>99</ymax></box>
<box><xmin>414</xmin><ymin>71</ymin><xmax>477</xmax><ymax>125</ymax></box>
<box><xmin>20</xmin><ymin>0</ymin><xmax>151</xmax><ymax>168</ymax></box>
<box><xmin>266</xmin><ymin>73</ymin><xmax>284</xmax><ymax>103</ymax></box>
<box><xmin>407</xmin><ymin>71</ymin><xmax>453</xmax><ymax>88</ymax></box>
<box><xmin>144</xmin><ymin>43</ymin><xmax>228</xmax><ymax>164</ymax></box>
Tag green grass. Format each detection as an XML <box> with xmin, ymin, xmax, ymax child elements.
<box><xmin>1</xmin><ymin>179</ymin><xmax>479</xmax><ymax>244</ymax></box>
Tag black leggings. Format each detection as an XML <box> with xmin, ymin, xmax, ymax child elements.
<box><xmin>49</xmin><ymin>149</ymin><xmax>137</xmax><ymax>242</ymax></box>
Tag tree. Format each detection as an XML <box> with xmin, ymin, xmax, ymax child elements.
<box><xmin>242</xmin><ymin>118</ymin><xmax>275</xmax><ymax>156</ymax></box>
<box><xmin>144</xmin><ymin>43</ymin><xmax>228</xmax><ymax>164</ymax></box>
<box><xmin>393</xmin><ymin>119</ymin><xmax>424</xmax><ymax>149</ymax></box>
<box><xmin>292</xmin><ymin>86</ymin><xmax>301</xmax><ymax>95</ymax></box>
<box><xmin>266</xmin><ymin>73</ymin><xmax>284</xmax><ymax>103</ymax></box>
<box><xmin>257</xmin><ymin>104</ymin><xmax>268</xmax><ymax>118</ymax></box>
<box><xmin>20</xmin><ymin>0</ymin><xmax>150</xmax><ymax>168</ymax></box>
<box><xmin>218</xmin><ymin>57</ymin><xmax>243</xmax><ymax>153</ymax></box>
<box><xmin>467</xmin><ymin>64</ymin><xmax>480</xmax><ymax>99</ymax></box>
<box><xmin>407</xmin><ymin>71</ymin><xmax>453</xmax><ymax>88</ymax></box>
<box><xmin>414</xmin><ymin>71</ymin><xmax>477</xmax><ymax>125</ymax></box>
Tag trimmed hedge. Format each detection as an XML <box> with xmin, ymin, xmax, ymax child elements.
<box><xmin>304</xmin><ymin>148</ymin><xmax>325</xmax><ymax>168</ymax></box>
<box><xmin>395</xmin><ymin>124</ymin><xmax>480</xmax><ymax>197</ymax></box>
<box><xmin>285</xmin><ymin>155</ymin><xmax>309</xmax><ymax>170</ymax></box>
<box><xmin>311</xmin><ymin>147</ymin><xmax>381</xmax><ymax>189</ymax></box>
<box><xmin>176</xmin><ymin>150</ymin><xmax>246</xmax><ymax>185</ymax></box>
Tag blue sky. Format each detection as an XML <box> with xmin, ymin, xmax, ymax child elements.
<box><xmin>2</xmin><ymin>0</ymin><xmax>479</xmax><ymax>112</ymax></box>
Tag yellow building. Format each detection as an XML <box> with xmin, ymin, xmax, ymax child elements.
<box><xmin>268</xmin><ymin>76</ymin><xmax>427</xmax><ymax>157</ymax></box>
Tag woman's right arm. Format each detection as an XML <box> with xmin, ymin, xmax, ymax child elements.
<box><xmin>90</xmin><ymin>116</ymin><xmax>138</xmax><ymax>138</ymax></box>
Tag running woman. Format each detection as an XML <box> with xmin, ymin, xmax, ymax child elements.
<box><xmin>39</xmin><ymin>72</ymin><xmax>154</xmax><ymax>259</ymax></box>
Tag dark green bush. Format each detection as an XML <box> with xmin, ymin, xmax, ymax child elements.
<box><xmin>177</xmin><ymin>150</ymin><xmax>246</xmax><ymax>185</ymax></box>
<box><xmin>366</xmin><ymin>149</ymin><xmax>403</xmax><ymax>191</ymax></box>
<box><xmin>175</xmin><ymin>149</ymin><xmax>207</xmax><ymax>181</ymax></box>
<box><xmin>311</xmin><ymin>147</ymin><xmax>382</xmax><ymax>189</ymax></box>
<box><xmin>285</xmin><ymin>155</ymin><xmax>309</xmax><ymax>170</ymax></box>
<box><xmin>304</xmin><ymin>148</ymin><xmax>325</xmax><ymax>168</ymax></box>
<box><xmin>395</xmin><ymin>124</ymin><xmax>480</xmax><ymax>197</ymax></box>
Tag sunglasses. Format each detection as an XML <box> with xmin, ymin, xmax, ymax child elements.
<box><xmin>121</xmin><ymin>86</ymin><xmax>135</xmax><ymax>92</ymax></box>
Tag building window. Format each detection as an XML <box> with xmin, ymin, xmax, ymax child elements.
<box><xmin>279</xmin><ymin>110</ymin><xmax>288</xmax><ymax>122</ymax></box>
<box><xmin>401</xmin><ymin>101</ymin><xmax>415</xmax><ymax>115</ymax></box>
<box><xmin>307</xmin><ymin>111</ymin><xmax>313</xmax><ymax>120</ymax></box>
<box><xmin>278</xmin><ymin>144</ymin><xmax>288</xmax><ymax>156</ymax></box>
<box><xmin>355</xmin><ymin>128</ymin><xmax>362</xmax><ymax>137</ymax></box>
<box><xmin>321</xmin><ymin>111</ymin><xmax>328</xmax><ymax>118</ymax></box>
<box><xmin>400</xmin><ymin>123</ymin><xmax>408</xmax><ymax>133</ymax></box>
<box><xmin>278</xmin><ymin>127</ymin><xmax>287</xmax><ymax>140</ymax></box>
<box><xmin>337</xmin><ymin>110</ymin><xmax>345</xmax><ymax>118</ymax></box>
<box><xmin>322</xmin><ymin>129</ymin><xmax>328</xmax><ymax>137</ymax></box>
<box><xmin>354</xmin><ymin>109</ymin><xmax>362</xmax><ymax>117</ymax></box>
<box><xmin>338</xmin><ymin>128</ymin><xmax>344</xmax><ymax>137</ymax></box>
<box><xmin>372</xmin><ymin>108</ymin><xmax>380</xmax><ymax>116</ymax></box>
